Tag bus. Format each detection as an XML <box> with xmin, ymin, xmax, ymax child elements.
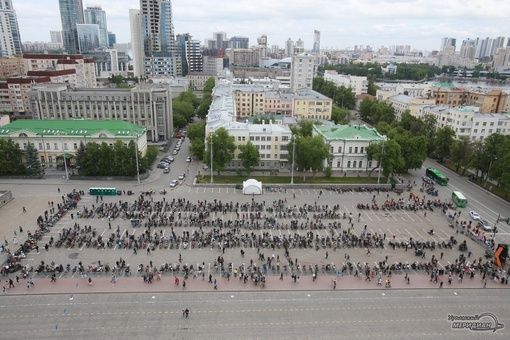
<box><xmin>452</xmin><ymin>191</ymin><xmax>468</xmax><ymax>207</ymax></box>
<box><xmin>425</xmin><ymin>168</ymin><xmax>449</xmax><ymax>186</ymax></box>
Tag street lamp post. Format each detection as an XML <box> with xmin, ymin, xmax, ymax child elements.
<box><xmin>290</xmin><ymin>137</ymin><xmax>296</xmax><ymax>184</ymax></box>
<box><xmin>485</xmin><ymin>156</ymin><xmax>497</xmax><ymax>188</ymax></box>
<box><xmin>377</xmin><ymin>142</ymin><xmax>385</xmax><ymax>185</ymax></box>
<box><xmin>134</xmin><ymin>133</ymin><xmax>140</xmax><ymax>184</ymax></box>
<box><xmin>210</xmin><ymin>136</ymin><xmax>214</xmax><ymax>184</ymax></box>
<box><xmin>59</xmin><ymin>131</ymin><xmax>69</xmax><ymax>181</ymax></box>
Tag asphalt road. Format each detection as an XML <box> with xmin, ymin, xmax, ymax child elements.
<box><xmin>1</xmin><ymin>289</ymin><xmax>509</xmax><ymax>339</ymax></box>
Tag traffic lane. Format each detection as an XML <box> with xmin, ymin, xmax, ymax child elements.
<box><xmin>1</xmin><ymin>291</ymin><xmax>509</xmax><ymax>339</ymax></box>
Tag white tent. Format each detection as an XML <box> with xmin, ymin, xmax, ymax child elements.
<box><xmin>243</xmin><ymin>179</ymin><xmax>262</xmax><ymax>195</ymax></box>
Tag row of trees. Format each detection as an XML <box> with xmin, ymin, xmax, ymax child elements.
<box><xmin>318</xmin><ymin>62</ymin><xmax>442</xmax><ymax>81</ymax></box>
<box><xmin>75</xmin><ymin>141</ymin><xmax>157</xmax><ymax>177</ymax></box>
<box><xmin>312</xmin><ymin>77</ymin><xmax>356</xmax><ymax>109</ymax></box>
<box><xmin>0</xmin><ymin>139</ymin><xmax>36</xmax><ymax>175</ymax></box>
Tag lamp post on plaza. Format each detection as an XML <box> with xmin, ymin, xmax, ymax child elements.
<box><xmin>58</xmin><ymin>131</ymin><xmax>69</xmax><ymax>181</ymax></box>
<box><xmin>290</xmin><ymin>136</ymin><xmax>296</xmax><ymax>185</ymax></box>
<box><xmin>210</xmin><ymin>135</ymin><xmax>214</xmax><ymax>184</ymax></box>
<box><xmin>133</xmin><ymin>133</ymin><xmax>140</xmax><ymax>184</ymax></box>
<box><xmin>377</xmin><ymin>141</ymin><xmax>385</xmax><ymax>185</ymax></box>
<box><xmin>485</xmin><ymin>155</ymin><xmax>497</xmax><ymax>188</ymax></box>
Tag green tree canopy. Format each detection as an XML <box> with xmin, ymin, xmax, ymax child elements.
<box><xmin>238</xmin><ymin>141</ymin><xmax>260</xmax><ymax>175</ymax></box>
<box><xmin>0</xmin><ymin>139</ymin><xmax>24</xmax><ymax>175</ymax></box>
<box><xmin>25</xmin><ymin>142</ymin><xmax>42</xmax><ymax>175</ymax></box>
<box><xmin>203</xmin><ymin>127</ymin><xmax>236</xmax><ymax>175</ymax></box>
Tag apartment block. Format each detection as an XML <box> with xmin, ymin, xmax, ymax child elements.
<box><xmin>290</xmin><ymin>52</ymin><xmax>314</xmax><ymax>92</ymax></box>
<box><xmin>0</xmin><ymin>57</ymin><xmax>24</xmax><ymax>78</ymax></box>
<box><xmin>323</xmin><ymin>70</ymin><xmax>368</xmax><ymax>96</ymax></box>
<box><xmin>292</xmin><ymin>88</ymin><xmax>333</xmax><ymax>120</ymax></box>
<box><xmin>29</xmin><ymin>83</ymin><xmax>173</xmax><ymax>142</ymax></box>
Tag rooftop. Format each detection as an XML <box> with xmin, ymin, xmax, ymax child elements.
<box><xmin>314</xmin><ymin>124</ymin><xmax>386</xmax><ymax>141</ymax></box>
<box><xmin>0</xmin><ymin>119</ymin><xmax>145</xmax><ymax>137</ymax></box>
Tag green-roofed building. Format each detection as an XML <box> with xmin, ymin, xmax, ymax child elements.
<box><xmin>313</xmin><ymin>124</ymin><xmax>387</xmax><ymax>173</ymax></box>
<box><xmin>0</xmin><ymin>119</ymin><xmax>147</xmax><ymax>168</ymax></box>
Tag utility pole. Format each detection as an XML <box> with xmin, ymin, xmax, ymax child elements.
<box><xmin>290</xmin><ymin>137</ymin><xmax>296</xmax><ymax>184</ymax></box>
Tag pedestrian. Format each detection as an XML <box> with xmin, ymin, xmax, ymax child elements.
<box><xmin>333</xmin><ymin>279</ymin><xmax>337</xmax><ymax>289</ymax></box>
<box><xmin>448</xmin><ymin>275</ymin><xmax>452</xmax><ymax>285</ymax></box>
<box><xmin>182</xmin><ymin>280</ymin><xmax>186</xmax><ymax>289</ymax></box>
<box><xmin>9</xmin><ymin>278</ymin><xmax>14</xmax><ymax>288</ymax></box>
<box><xmin>367</xmin><ymin>248</ymin><xmax>371</xmax><ymax>256</ymax></box>
<box><xmin>325</xmin><ymin>251</ymin><xmax>328</xmax><ymax>259</ymax></box>
<box><xmin>280</xmin><ymin>273</ymin><xmax>283</xmax><ymax>280</ymax></box>
<box><xmin>440</xmin><ymin>252</ymin><xmax>444</xmax><ymax>260</ymax></box>
<box><xmin>15</xmin><ymin>275</ymin><xmax>19</xmax><ymax>284</ymax></box>
<box><xmin>50</xmin><ymin>274</ymin><xmax>56</xmax><ymax>282</ymax></box>
<box><xmin>208</xmin><ymin>274</ymin><xmax>212</xmax><ymax>283</ymax></box>
<box><xmin>483</xmin><ymin>279</ymin><xmax>487</xmax><ymax>288</ymax></box>
<box><xmin>88</xmin><ymin>277</ymin><xmax>92</xmax><ymax>285</ymax></box>
<box><xmin>213</xmin><ymin>279</ymin><xmax>217</xmax><ymax>290</ymax></box>
<box><xmin>439</xmin><ymin>281</ymin><xmax>443</xmax><ymax>288</ymax></box>
<box><xmin>147</xmin><ymin>248</ymin><xmax>151</xmax><ymax>255</ymax></box>
<box><xmin>23</xmin><ymin>206</ymin><xmax>26</xmax><ymax>213</ymax></box>
<box><xmin>19</xmin><ymin>226</ymin><xmax>23</xmax><ymax>233</ymax></box>
<box><xmin>111</xmin><ymin>274</ymin><xmax>116</xmax><ymax>283</ymax></box>
<box><xmin>58</xmin><ymin>188</ymin><xmax>60</xmax><ymax>193</ymax></box>
<box><xmin>407</xmin><ymin>277</ymin><xmax>410</xmax><ymax>284</ymax></box>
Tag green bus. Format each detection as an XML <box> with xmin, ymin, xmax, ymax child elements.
<box><xmin>425</xmin><ymin>168</ymin><xmax>449</xmax><ymax>186</ymax></box>
<box><xmin>452</xmin><ymin>191</ymin><xmax>468</xmax><ymax>208</ymax></box>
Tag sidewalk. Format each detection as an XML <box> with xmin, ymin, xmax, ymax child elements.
<box><xmin>2</xmin><ymin>273</ymin><xmax>507</xmax><ymax>296</ymax></box>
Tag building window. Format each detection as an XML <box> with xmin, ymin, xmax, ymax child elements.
<box><xmin>359</xmin><ymin>161</ymin><xmax>363</xmax><ymax>168</ymax></box>
<box><xmin>347</xmin><ymin>161</ymin><xmax>351</xmax><ymax>168</ymax></box>
<box><xmin>355</xmin><ymin>147</ymin><xmax>358</xmax><ymax>153</ymax></box>
<box><xmin>38</xmin><ymin>143</ymin><xmax>43</xmax><ymax>149</ymax></box>
<box><xmin>336</xmin><ymin>161</ymin><xmax>341</xmax><ymax>167</ymax></box>
<box><xmin>349</xmin><ymin>147</ymin><xmax>352</xmax><ymax>153</ymax></box>
<box><xmin>54</xmin><ymin>143</ymin><xmax>58</xmax><ymax>150</ymax></box>
<box><xmin>352</xmin><ymin>161</ymin><xmax>357</xmax><ymax>168</ymax></box>
<box><xmin>337</xmin><ymin>146</ymin><xmax>342</xmax><ymax>153</ymax></box>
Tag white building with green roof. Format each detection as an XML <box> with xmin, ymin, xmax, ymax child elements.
<box><xmin>313</xmin><ymin>124</ymin><xmax>387</xmax><ymax>173</ymax></box>
<box><xmin>0</xmin><ymin>119</ymin><xmax>146</xmax><ymax>168</ymax></box>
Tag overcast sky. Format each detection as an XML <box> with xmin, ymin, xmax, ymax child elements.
<box><xmin>15</xmin><ymin>0</ymin><xmax>510</xmax><ymax>51</ymax></box>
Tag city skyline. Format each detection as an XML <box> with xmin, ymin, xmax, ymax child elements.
<box><xmin>14</xmin><ymin>0</ymin><xmax>510</xmax><ymax>51</ymax></box>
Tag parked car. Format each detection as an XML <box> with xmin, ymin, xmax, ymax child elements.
<box><xmin>469</xmin><ymin>211</ymin><xmax>480</xmax><ymax>220</ymax></box>
<box><xmin>186</xmin><ymin>156</ymin><xmax>192</xmax><ymax>162</ymax></box>
<box><xmin>172</xmin><ymin>150</ymin><xmax>178</xmax><ymax>155</ymax></box>
<box><xmin>163</xmin><ymin>167</ymin><xmax>170</xmax><ymax>174</ymax></box>
<box><xmin>178</xmin><ymin>173</ymin><xmax>186</xmax><ymax>180</ymax></box>
<box><xmin>162</xmin><ymin>157</ymin><xmax>173</xmax><ymax>163</ymax></box>
<box><xmin>157</xmin><ymin>163</ymin><xmax>168</xmax><ymax>169</ymax></box>
<box><xmin>170</xmin><ymin>180</ymin><xmax>179</xmax><ymax>187</ymax></box>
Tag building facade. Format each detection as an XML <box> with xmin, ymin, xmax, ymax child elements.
<box><xmin>76</xmin><ymin>24</ymin><xmax>100</xmax><ymax>53</ymax></box>
<box><xmin>290</xmin><ymin>52</ymin><xmax>314</xmax><ymax>92</ymax></box>
<box><xmin>323</xmin><ymin>70</ymin><xmax>368</xmax><ymax>96</ymax></box>
<box><xmin>29</xmin><ymin>84</ymin><xmax>173</xmax><ymax>142</ymax></box>
<box><xmin>292</xmin><ymin>88</ymin><xmax>332</xmax><ymax>120</ymax></box>
<box><xmin>84</xmin><ymin>5</ymin><xmax>108</xmax><ymax>48</ymax></box>
<box><xmin>59</xmin><ymin>0</ymin><xmax>85</xmax><ymax>55</ymax></box>
<box><xmin>0</xmin><ymin>119</ymin><xmax>147</xmax><ymax>168</ymax></box>
<box><xmin>432</xmin><ymin>86</ymin><xmax>508</xmax><ymax>113</ymax></box>
<box><xmin>0</xmin><ymin>0</ymin><xmax>22</xmax><ymax>57</ymax></box>
<box><xmin>0</xmin><ymin>56</ymin><xmax>24</xmax><ymax>78</ymax></box>
<box><xmin>133</xmin><ymin>0</ymin><xmax>181</xmax><ymax>78</ymax></box>
<box><xmin>176</xmin><ymin>33</ymin><xmax>203</xmax><ymax>76</ymax></box>
<box><xmin>23</xmin><ymin>54</ymin><xmax>96</xmax><ymax>88</ymax></box>
<box><xmin>313</xmin><ymin>124</ymin><xmax>387</xmax><ymax>173</ymax></box>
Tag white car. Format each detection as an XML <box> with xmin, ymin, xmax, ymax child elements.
<box><xmin>172</xmin><ymin>150</ymin><xmax>178</xmax><ymax>155</ymax></box>
<box><xmin>186</xmin><ymin>156</ymin><xmax>192</xmax><ymax>162</ymax></box>
<box><xmin>469</xmin><ymin>211</ymin><xmax>480</xmax><ymax>220</ymax></box>
<box><xmin>169</xmin><ymin>180</ymin><xmax>179</xmax><ymax>187</ymax></box>
<box><xmin>178</xmin><ymin>173</ymin><xmax>186</xmax><ymax>180</ymax></box>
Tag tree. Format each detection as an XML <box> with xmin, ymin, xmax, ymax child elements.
<box><xmin>367</xmin><ymin>80</ymin><xmax>378</xmax><ymax>96</ymax></box>
<box><xmin>238</xmin><ymin>141</ymin><xmax>260</xmax><ymax>175</ymax></box>
<box><xmin>289</xmin><ymin>135</ymin><xmax>330</xmax><ymax>177</ymax></box>
<box><xmin>203</xmin><ymin>127</ymin><xmax>236</xmax><ymax>175</ymax></box>
<box><xmin>358</xmin><ymin>97</ymin><xmax>374</xmax><ymax>120</ymax></box>
<box><xmin>433</xmin><ymin>126</ymin><xmax>455</xmax><ymax>162</ymax></box>
<box><xmin>187</xmin><ymin>120</ymin><xmax>206</xmax><ymax>160</ymax></box>
<box><xmin>331</xmin><ymin>107</ymin><xmax>351</xmax><ymax>125</ymax></box>
<box><xmin>177</xmin><ymin>90</ymin><xmax>200</xmax><ymax>109</ymax></box>
<box><xmin>290</xmin><ymin>120</ymin><xmax>317</xmax><ymax>137</ymax></box>
<box><xmin>366</xmin><ymin>140</ymin><xmax>405</xmax><ymax>179</ymax></box>
<box><xmin>449</xmin><ymin>137</ymin><xmax>473</xmax><ymax>173</ymax></box>
<box><xmin>334</xmin><ymin>85</ymin><xmax>355</xmax><ymax>108</ymax></box>
<box><xmin>25</xmin><ymin>142</ymin><xmax>42</xmax><ymax>175</ymax></box>
<box><xmin>388</xmin><ymin>128</ymin><xmax>427</xmax><ymax>172</ymax></box>
<box><xmin>0</xmin><ymin>139</ymin><xmax>24</xmax><ymax>175</ymax></box>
